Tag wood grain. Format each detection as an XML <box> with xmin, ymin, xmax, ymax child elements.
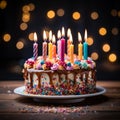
<box><xmin>0</xmin><ymin>80</ymin><xmax>120</xmax><ymax>120</ymax></box>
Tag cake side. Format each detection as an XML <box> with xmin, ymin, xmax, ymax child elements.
<box><xmin>23</xmin><ymin>56</ymin><xmax>96</xmax><ymax>95</ymax></box>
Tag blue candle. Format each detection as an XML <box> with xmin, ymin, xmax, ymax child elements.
<box><xmin>83</xmin><ymin>29</ymin><xmax>88</xmax><ymax>60</ymax></box>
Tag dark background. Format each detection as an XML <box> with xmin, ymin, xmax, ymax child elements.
<box><xmin>0</xmin><ymin>0</ymin><xmax>120</xmax><ymax>80</ymax></box>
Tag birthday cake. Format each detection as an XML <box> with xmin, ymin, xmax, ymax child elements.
<box><xmin>23</xmin><ymin>28</ymin><xmax>96</xmax><ymax>95</ymax></box>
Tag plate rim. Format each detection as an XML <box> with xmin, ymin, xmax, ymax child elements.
<box><xmin>14</xmin><ymin>86</ymin><xmax>106</xmax><ymax>99</ymax></box>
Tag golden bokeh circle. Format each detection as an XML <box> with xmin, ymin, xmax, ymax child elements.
<box><xmin>91</xmin><ymin>52</ymin><xmax>99</xmax><ymax>60</ymax></box>
<box><xmin>91</xmin><ymin>11</ymin><xmax>99</xmax><ymax>20</ymax></box>
<box><xmin>16</xmin><ymin>41</ymin><xmax>24</xmax><ymax>50</ymax></box>
<box><xmin>109</xmin><ymin>53</ymin><xmax>117</xmax><ymax>62</ymax></box>
<box><xmin>0</xmin><ymin>0</ymin><xmax>7</xmax><ymax>9</ymax></box>
<box><xmin>99</xmin><ymin>27</ymin><xmax>107</xmax><ymax>36</ymax></box>
<box><xmin>57</xmin><ymin>9</ymin><xmax>65</xmax><ymax>17</ymax></box>
<box><xmin>87</xmin><ymin>37</ymin><xmax>94</xmax><ymax>46</ymax></box>
<box><xmin>3</xmin><ymin>33</ymin><xmax>11</xmax><ymax>42</ymax></box>
<box><xmin>47</xmin><ymin>10</ymin><xmax>55</xmax><ymax>19</ymax></box>
<box><xmin>20</xmin><ymin>23</ymin><xmax>28</xmax><ymax>31</ymax></box>
<box><xmin>22</xmin><ymin>5</ymin><xmax>30</xmax><ymax>13</ymax></box>
<box><xmin>22</xmin><ymin>13</ymin><xmax>30</xmax><ymax>22</ymax></box>
<box><xmin>111</xmin><ymin>27</ymin><xmax>119</xmax><ymax>35</ymax></box>
<box><xmin>28</xmin><ymin>33</ymin><xmax>34</xmax><ymax>41</ymax></box>
<box><xmin>111</xmin><ymin>9</ymin><xmax>117</xmax><ymax>17</ymax></box>
<box><xmin>72</xmin><ymin>12</ymin><xmax>81</xmax><ymax>20</ymax></box>
<box><xmin>28</xmin><ymin>3</ymin><xmax>35</xmax><ymax>11</ymax></box>
<box><xmin>102</xmin><ymin>44</ymin><xmax>110</xmax><ymax>52</ymax></box>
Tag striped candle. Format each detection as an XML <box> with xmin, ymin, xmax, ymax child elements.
<box><xmin>42</xmin><ymin>30</ymin><xmax>47</xmax><ymax>60</ymax></box>
<box><xmin>33</xmin><ymin>32</ymin><xmax>38</xmax><ymax>60</ymax></box>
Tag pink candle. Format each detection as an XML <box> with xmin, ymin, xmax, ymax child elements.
<box><xmin>60</xmin><ymin>27</ymin><xmax>65</xmax><ymax>61</ymax></box>
<box><xmin>33</xmin><ymin>32</ymin><xmax>38</xmax><ymax>60</ymax></box>
<box><xmin>57</xmin><ymin>30</ymin><xmax>61</xmax><ymax>59</ymax></box>
<box><xmin>42</xmin><ymin>30</ymin><xmax>47</xmax><ymax>60</ymax></box>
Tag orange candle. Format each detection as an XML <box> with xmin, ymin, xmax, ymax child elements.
<box><xmin>67</xmin><ymin>28</ymin><xmax>71</xmax><ymax>59</ymax></box>
<box><xmin>52</xmin><ymin>34</ymin><xmax>56</xmax><ymax>58</ymax></box>
<box><xmin>70</xmin><ymin>34</ymin><xmax>74</xmax><ymax>63</ymax></box>
<box><xmin>48</xmin><ymin>30</ymin><xmax>52</xmax><ymax>59</ymax></box>
<box><xmin>78</xmin><ymin>32</ymin><xmax>83</xmax><ymax>60</ymax></box>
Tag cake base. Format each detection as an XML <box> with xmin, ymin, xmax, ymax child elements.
<box><xmin>14</xmin><ymin>86</ymin><xmax>106</xmax><ymax>103</ymax></box>
<box><xmin>33</xmin><ymin>98</ymin><xmax>85</xmax><ymax>103</ymax></box>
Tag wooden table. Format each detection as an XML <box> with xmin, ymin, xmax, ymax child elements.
<box><xmin>0</xmin><ymin>81</ymin><xmax>120</xmax><ymax>120</ymax></box>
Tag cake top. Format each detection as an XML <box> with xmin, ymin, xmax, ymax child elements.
<box><xmin>24</xmin><ymin>55</ymin><xmax>96</xmax><ymax>70</ymax></box>
<box><xmin>24</xmin><ymin>28</ymin><xmax>96</xmax><ymax>71</ymax></box>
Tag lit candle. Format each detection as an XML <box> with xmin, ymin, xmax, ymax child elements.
<box><xmin>52</xmin><ymin>34</ymin><xmax>56</xmax><ymax>58</ymax></box>
<box><xmin>33</xmin><ymin>32</ymin><xmax>38</xmax><ymax>60</ymax></box>
<box><xmin>67</xmin><ymin>28</ymin><xmax>72</xmax><ymax>59</ymax></box>
<box><xmin>57</xmin><ymin>30</ymin><xmax>61</xmax><ymax>59</ymax></box>
<box><xmin>70</xmin><ymin>34</ymin><xmax>74</xmax><ymax>63</ymax></box>
<box><xmin>78</xmin><ymin>32</ymin><xmax>83</xmax><ymax>60</ymax></box>
<box><xmin>83</xmin><ymin>29</ymin><xmax>88</xmax><ymax>60</ymax></box>
<box><xmin>48</xmin><ymin>30</ymin><xmax>52</xmax><ymax>59</ymax></box>
<box><xmin>60</xmin><ymin>27</ymin><xmax>65</xmax><ymax>61</ymax></box>
<box><xmin>42</xmin><ymin>30</ymin><xmax>47</xmax><ymax>60</ymax></box>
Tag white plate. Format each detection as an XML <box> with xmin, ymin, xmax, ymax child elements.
<box><xmin>14</xmin><ymin>86</ymin><xmax>106</xmax><ymax>103</ymax></box>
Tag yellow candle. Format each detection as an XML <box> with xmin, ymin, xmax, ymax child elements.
<box><xmin>70</xmin><ymin>34</ymin><xmax>74</xmax><ymax>63</ymax></box>
<box><xmin>78</xmin><ymin>32</ymin><xmax>83</xmax><ymax>60</ymax></box>
<box><xmin>48</xmin><ymin>30</ymin><xmax>52</xmax><ymax>59</ymax></box>
<box><xmin>67</xmin><ymin>28</ymin><xmax>71</xmax><ymax>59</ymax></box>
<box><xmin>52</xmin><ymin>34</ymin><xmax>56</xmax><ymax>58</ymax></box>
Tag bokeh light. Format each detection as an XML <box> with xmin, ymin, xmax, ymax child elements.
<box><xmin>47</xmin><ymin>10</ymin><xmax>55</xmax><ymax>19</ymax></box>
<box><xmin>0</xmin><ymin>0</ymin><xmax>7</xmax><ymax>9</ymax></box>
<box><xmin>109</xmin><ymin>53</ymin><xmax>117</xmax><ymax>62</ymax></box>
<box><xmin>118</xmin><ymin>10</ymin><xmax>120</xmax><ymax>17</ymax></box>
<box><xmin>16</xmin><ymin>41</ymin><xmax>24</xmax><ymax>50</ymax></box>
<box><xmin>28</xmin><ymin>3</ymin><xmax>35</xmax><ymax>11</ymax></box>
<box><xmin>11</xmin><ymin>65</ymin><xmax>22</xmax><ymax>74</ymax></box>
<box><xmin>99</xmin><ymin>27</ymin><xmax>107</xmax><ymax>36</ymax></box>
<box><xmin>28</xmin><ymin>32</ymin><xmax>34</xmax><ymax>41</ymax></box>
<box><xmin>57</xmin><ymin>8</ymin><xmax>65</xmax><ymax>17</ymax></box>
<box><xmin>22</xmin><ymin>13</ymin><xmax>30</xmax><ymax>22</ymax></box>
<box><xmin>111</xmin><ymin>27</ymin><xmax>119</xmax><ymax>35</ymax></box>
<box><xmin>72</xmin><ymin>12</ymin><xmax>81</xmax><ymax>20</ymax></box>
<box><xmin>22</xmin><ymin>5</ymin><xmax>30</xmax><ymax>13</ymax></box>
<box><xmin>91</xmin><ymin>52</ymin><xmax>99</xmax><ymax>60</ymax></box>
<box><xmin>20</xmin><ymin>22</ymin><xmax>28</xmax><ymax>31</ymax></box>
<box><xmin>111</xmin><ymin>9</ymin><xmax>117</xmax><ymax>17</ymax></box>
<box><xmin>87</xmin><ymin>37</ymin><xmax>94</xmax><ymax>46</ymax></box>
<box><xmin>91</xmin><ymin>11</ymin><xmax>99</xmax><ymax>20</ymax></box>
<box><xmin>3</xmin><ymin>33</ymin><xmax>11</xmax><ymax>42</ymax></box>
<box><xmin>102</xmin><ymin>43</ymin><xmax>110</xmax><ymax>52</ymax></box>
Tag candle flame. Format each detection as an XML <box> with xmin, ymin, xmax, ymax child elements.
<box><xmin>78</xmin><ymin>32</ymin><xmax>82</xmax><ymax>42</ymax></box>
<box><xmin>34</xmin><ymin>32</ymin><xmax>37</xmax><ymax>42</ymax></box>
<box><xmin>67</xmin><ymin>28</ymin><xmax>71</xmax><ymax>38</ymax></box>
<box><xmin>49</xmin><ymin>30</ymin><xmax>52</xmax><ymax>42</ymax></box>
<box><xmin>70</xmin><ymin>33</ymin><xmax>73</xmax><ymax>43</ymax></box>
<box><xmin>43</xmin><ymin>30</ymin><xmax>47</xmax><ymax>41</ymax></box>
<box><xmin>52</xmin><ymin>34</ymin><xmax>56</xmax><ymax>44</ymax></box>
<box><xmin>57</xmin><ymin>30</ymin><xmax>61</xmax><ymax>39</ymax></box>
<box><xmin>84</xmin><ymin>29</ymin><xmax>87</xmax><ymax>41</ymax></box>
<box><xmin>62</xmin><ymin>27</ymin><xmax>65</xmax><ymax>37</ymax></box>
